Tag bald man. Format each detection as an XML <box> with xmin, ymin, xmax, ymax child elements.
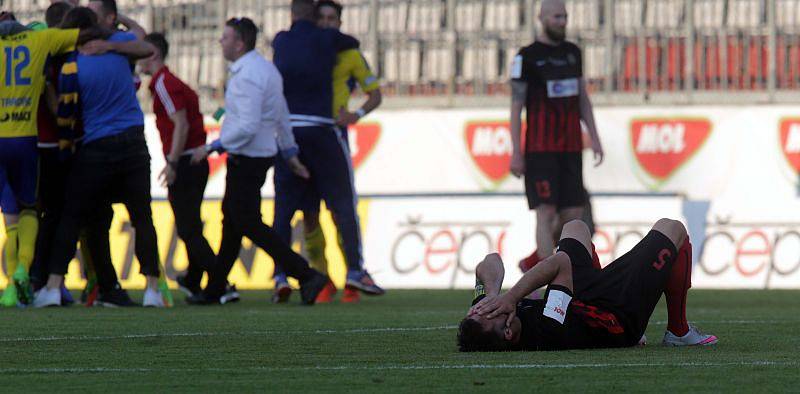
<box><xmin>511</xmin><ymin>0</ymin><xmax>604</xmax><ymax>274</ymax></box>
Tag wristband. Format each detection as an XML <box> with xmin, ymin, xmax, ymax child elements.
<box><xmin>355</xmin><ymin>108</ymin><xmax>366</xmax><ymax>118</ymax></box>
<box><xmin>474</xmin><ymin>279</ymin><xmax>486</xmax><ymax>300</ymax></box>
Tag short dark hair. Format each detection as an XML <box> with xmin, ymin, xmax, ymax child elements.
<box><xmin>144</xmin><ymin>32</ymin><xmax>169</xmax><ymax>59</ymax></box>
<box><xmin>61</xmin><ymin>7</ymin><xmax>99</xmax><ymax>29</ymax></box>
<box><xmin>0</xmin><ymin>11</ymin><xmax>16</xmax><ymax>22</ymax></box>
<box><xmin>291</xmin><ymin>0</ymin><xmax>315</xmax><ymax>20</ymax></box>
<box><xmin>315</xmin><ymin>0</ymin><xmax>343</xmax><ymax>19</ymax></box>
<box><xmin>456</xmin><ymin>318</ymin><xmax>510</xmax><ymax>352</ymax></box>
<box><xmin>92</xmin><ymin>0</ymin><xmax>117</xmax><ymax>17</ymax></box>
<box><xmin>46</xmin><ymin>2</ymin><xmax>74</xmax><ymax>28</ymax></box>
<box><xmin>225</xmin><ymin>17</ymin><xmax>257</xmax><ymax>52</ymax></box>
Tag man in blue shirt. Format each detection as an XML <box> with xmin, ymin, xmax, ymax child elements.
<box><xmin>270</xmin><ymin>0</ymin><xmax>384</xmax><ymax>302</ymax></box>
<box><xmin>34</xmin><ymin>7</ymin><xmax>166</xmax><ymax>308</ymax></box>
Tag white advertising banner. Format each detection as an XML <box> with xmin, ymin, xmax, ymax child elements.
<box><xmin>133</xmin><ymin>105</ymin><xmax>800</xmax><ymax>289</ymax></box>
<box><xmin>364</xmin><ymin>195</ymin><xmax>684</xmax><ymax>289</ymax></box>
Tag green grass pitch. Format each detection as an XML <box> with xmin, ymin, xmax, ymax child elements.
<box><xmin>0</xmin><ymin>290</ymin><xmax>797</xmax><ymax>392</ymax></box>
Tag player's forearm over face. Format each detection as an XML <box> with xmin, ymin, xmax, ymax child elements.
<box><xmin>507</xmin><ymin>253</ymin><xmax>569</xmax><ymax>302</ymax></box>
<box><xmin>476</xmin><ymin>254</ymin><xmax>505</xmax><ymax>296</ymax></box>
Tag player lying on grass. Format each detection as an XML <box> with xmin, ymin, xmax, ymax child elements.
<box><xmin>458</xmin><ymin>218</ymin><xmax>717</xmax><ymax>351</ymax></box>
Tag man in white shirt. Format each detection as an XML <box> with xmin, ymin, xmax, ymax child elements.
<box><xmin>190</xmin><ymin>17</ymin><xmax>328</xmax><ymax>305</ymax></box>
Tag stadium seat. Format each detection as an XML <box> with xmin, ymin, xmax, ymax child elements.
<box><xmin>422</xmin><ymin>45</ymin><xmax>454</xmax><ymax>90</ymax></box>
<box><xmin>693</xmin><ymin>0</ymin><xmax>726</xmax><ymax>28</ymax></box>
<box><xmin>583</xmin><ymin>42</ymin><xmax>607</xmax><ymax>91</ymax></box>
<box><xmin>645</xmin><ymin>0</ymin><xmax>685</xmax><ymax>29</ymax></box>
<box><xmin>262</xmin><ymin>5</ymin><xmax>291</xmax><ymax>39</ymax></box>
<box><xmin>454</xmin><ymin>0</ymin><xmax>482</xmax><ymax>32</ymax></box>
<box><xmin>407</xmin><ymin>0</ymin><xmax>445</xmax><ymax>33</ymax></box>
<box><xmin>726</xmin><ymin>0</ymin><xmax>764</xmax><ymax>28</ymax></box>
<box><xmin>460</xmin><ymin>41</ymin><xmax>501</xmax><ymax>88</ymax></box>
<box><xmin>776</xmin><ymin>35</ymin><xmax>800</xmax><ymax>88</ymax></box>
<box><xmin>776</xmin><ymin>0</ymin><xmax>800</xmax><ymax>29</ymax></box>
<box><xmin>339</xmin><ymin>2</ymin><xmax>371</xmax><ymax>35</ymax></box>
<box><xmin>614</xmin><ymin>0</ymin><xmax>644</xmax><ymax>33</ymax></box>
<box><xmin>382</xmin><ymin>42</ymin><xmax>422</xmax><ymax>85</ymax></box>
<box><xmin>566</xmin><ymin>0</ymin><xmax>601</xmax><ymax>31</ymax></box>
<box><xmin>484</xmin><ymin>1</ymin><xmax>523</xmax><ymax>32</ymax></box>
<box><xmin>377</xmin><ymin>0</ymin><xmax>409</xmax><ymax>34</ymax></box>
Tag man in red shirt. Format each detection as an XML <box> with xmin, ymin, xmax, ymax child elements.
<box><xmin>510</xmin><ymin>0</ymin><xmax>604</xmax><ymax>272</ymax></box>
<box><xmin>140</xmin><ymin>32</ymin><xmax>215</xmax><ymax>298</ymax></box>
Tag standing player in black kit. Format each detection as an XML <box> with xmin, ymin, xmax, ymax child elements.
<box><xmin>511</xmin><ymin>0</ymin><xmax>604</xmax><ymax>273</ymax></box>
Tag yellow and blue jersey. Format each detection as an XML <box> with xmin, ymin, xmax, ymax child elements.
<box><xmin>332</xmin><ymin>48</ymin><xmax>379</xmax><ymax>115</ymax></box>
<box><xmin>0</xmin><ymin>28</ymin><xmax>78</xmax><ymax>138</ymax></box>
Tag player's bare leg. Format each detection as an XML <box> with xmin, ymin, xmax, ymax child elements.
<box><xmin>519</xmin><ymin>204</ymin><xmax>558</xmax><ymax>273</ymax></box>
<box><xmin>555</xmin><ymin>206</ymin><xmax>583</xmax><ymax>241</ymax></box>
<box><xmin>651</xmin><ymin>219</ymin><xmax>717</xmax><ymax>346</ymax></box>
<box><xmin>558</xmin><ymin>219</ymin><xmax>593</xmax><ymax>255</ymax></box>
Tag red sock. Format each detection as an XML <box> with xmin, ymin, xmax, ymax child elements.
<box><xmin>664</xmin><ymin>238</ymin><xmax>692</xmax><ymax>336</ymax></box>
<box><xmin>591</xmin><ymin>243</ymin><xmax>601</xmax><ymax>270</ymax></box>
<box><xmin>519</xmin><ymin>249</ymin><xmax>542</xmax><ymax>273</ymax></box>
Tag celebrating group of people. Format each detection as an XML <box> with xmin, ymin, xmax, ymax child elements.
<box><xmin>0</xmin><ymin>0</ymin><xmax>384</xmax><ymax>308</ymax></box>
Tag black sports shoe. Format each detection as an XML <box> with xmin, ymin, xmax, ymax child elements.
<box><xmin>176</xmin><ymin>274</ymin><xmax>201</xmax><ymax>298</ymax></box>
<box><xmin>299</xmin><ymin>271</ymin><xmax>329</xmax><ymax>305</ymax></box>
<box><xmin>220</xmin><ymin>284</ymin><xmax>240</xmax><ymax>305</ymax></box>
<box><xmin>186</xmin><ymin>292</ymin><xmax>218</xmax><ymax>305</ymax></box>
<box><xmin>186</xmin><ymin>284</ymin><xmax>239</xmax><ymax>306</ymax></box>
<box><xmin>95</xmin><ymin>284</ymin><xmax>138</xmax><ymax>307</ymax></box>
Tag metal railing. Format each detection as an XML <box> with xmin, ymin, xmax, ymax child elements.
<box><xmin>6</xmin><ymin>0</ymin><xmax>800</xmax><ymax>108</ymax></box>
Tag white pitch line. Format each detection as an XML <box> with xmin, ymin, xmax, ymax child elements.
<box><xmin>0</xmin><ymin>361</ymin><xmax>795</xmax><ymax>375</ymax></box>
<box><xmin>314</xmin><ymin>325</ymin><xmax>457</xmax><ymax>334</ymax></box>
<box><xmin>0</xmin><ymin>325</ymin><xmax>459</xmax><ymax>343</ymax></box>
<box><xmin>650</xmin><ymin>320</ymin><xmax>793</xmax><ymax>325</ymax></box>
<box><xmin>0</xmin><ymin>319</ymin><xmax>793</xmax><ymax>343</ymax></box>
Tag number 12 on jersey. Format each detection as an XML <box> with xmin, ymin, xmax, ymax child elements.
<box><xmin>3</xmin><ymin>45</ymin><xmax>31</xmax><ymax>86</ymax></box>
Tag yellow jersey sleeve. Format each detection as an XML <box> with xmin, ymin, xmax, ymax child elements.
<box><xmin>332</xmin><ymin>49</ymin><xmax>380</xmax><ymax>115</ymax></box>
<box><xmin>0</xmin><ymin>29</ymin><xmax>75</xmax><ymax>138</ymax></box>
<box><xmin>350</xmin><ymin>51</ymin><xmax>379</xmax><ymax>93</ymax></box>
<box><xmin>43</xmin><ymin>28</ymin><xmax>79</xmax><ymax>56</ymax></box>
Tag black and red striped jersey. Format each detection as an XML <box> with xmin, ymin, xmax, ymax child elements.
<box><xmin>515</xmin><ymin>285</ymin><xmax>629</xmax><ymax>351</ymax></box>
<box><xmin>512</xmin><ymin>41</ymin><xmax>583</xmax><ymax>153</ymax></box>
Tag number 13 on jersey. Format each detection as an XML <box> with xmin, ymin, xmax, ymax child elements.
<box><xmin>3</xmin><ymin>45</ymin><xmax>31</xmax><ymax>86</ymax></box>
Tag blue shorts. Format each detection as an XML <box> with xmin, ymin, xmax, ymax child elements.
<box><xmin>0</xmin><ymin>136</ymin><xmax>38</xmax><ymax>215</ymax></box>
<box><xmin>0</xmin><ymin>184</ymin><xmax>17</xmax><ymax>215</ymax></box>
<box><xmin>297</xmin><ymin>126</ymin><xmax>349</xmax><ymax>213</ymax></box>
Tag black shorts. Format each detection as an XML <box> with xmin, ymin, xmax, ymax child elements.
<box><xmin>557</xmin><ymin>231</ymin><xmax>679</xmax><ymax>344</ymax></box>
<box><xmin>524</xmin><ymin>152</ymin><xmax>585</xmax><ymax>210</ymax></box>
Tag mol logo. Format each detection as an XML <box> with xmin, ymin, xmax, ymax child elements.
<box><xmin>347</xmin><ymin>122</ymin><xmax>381</xmax><ymax>170</ymax></box>
<box><xmin>465</xmin><ymin>121</ymin><xmax>514</xmax><ymax>183</ymax></box>
<box><xmin>631</xmin><ymin>118</ymin><xmax>712</xmax><ymax>186</ymax></box>
<box><xmin>779</xmin><ymin>119</ymin><xmax>800</xmax><ymax>173</ymax></box>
